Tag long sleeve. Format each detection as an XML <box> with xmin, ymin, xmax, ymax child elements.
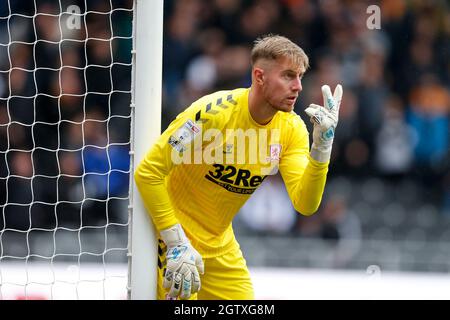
<box><xmin>134</xmin><ymin>113</ymin><xmax>187</xmax><ymax>230</ymax></box>
<box><xmin>279</xmin><ymin>116</ymin><xmax>329</xmax><ymax>215</ymax></box>
<box><xmin>134</xmin><ymin>100</ymin><xmax>215</xmax><ymax>231</ymax></box>
<box><xmin>134</xmin><ymin>90</ymin><xmax>238</xmax><ymax>232</ymax></box>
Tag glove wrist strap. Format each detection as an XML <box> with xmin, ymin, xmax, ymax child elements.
<box><xmin>160</xmin><ymin>223</ymin><xmax>188</xmax><ymax>246</ymax></box>
<box><xmin>310</xmin><ymin>142</ymin><xmax>332</xmax><ymax>163</ymax></box>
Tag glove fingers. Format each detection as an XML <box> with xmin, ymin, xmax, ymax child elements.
<box><xmin>196</xmin><ymin>255</ymin><xmax>205</xmax><ymax>275</ymax></box>
<box><xmin>305</xmin><ymin>104</ymin><xmax>329</xmax><ymax>125</ymax></box>
<box><xmin>168</xmin><ymin>272</ymin><xmax>182</xmax><ymax>298</ymax></box>
<box><xmin>307</xmin><ymin>103</ymin><xmax>321</xmax><ymax>109</ymax></box>
<box><xmin>163</xmin><ymin>269</ymin><xmax>173</xmax><ymax>289</ymax></box>
<box><xmin>305</xmin><ymin>104</ymin><xmax>321</xmax><ymax>124</ymax></box>
<box><xmin>319</xmin><ymin>105</ymin><xmax>338</xmax><ymax>123</ymax></box>
<box><xmin>333</xmin><ymin>84</ymin><xmax>343</xmax><ymax>112</ymax></box>
<box><xmin>192</xmin><ymin>269</ymin><xmax>201</xmax><ymax>293</ymax></box>
<box><xmin>304</xmin><ymin>107</ymin><xmax>314</xmax><ymax>118</ymax></box>
<box><xmin>179</xmin><ymin>273</ymin><xmax>192</xmax><ymax>300</ymax></box>
<box><xmin>321</xmin><ymin>84</ymin><xmax>337</xmax><ymax>111</ymax></box>
<box><xmin>304</xmin><ymin>103</ymin><xmax>320</xmax><ymax>114</ymax></box>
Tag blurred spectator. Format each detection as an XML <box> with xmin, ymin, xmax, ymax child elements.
<box><xmin>3</xmin><ymin>151</ymin><xmax>33</xmax><ymax>230</ymax></box>
<box><xmin>210</xmin><ymin>0</ymin><xmax>242</xmax><ymax>41</ymax></box>
<box><xmin>375</xmin><ymin>94</ymin><xmax>414</xmax><ymax>178</ymax></box>
<box><xmin>406</xmin><ymin>74</ymin><xmax>449</xmax><ymax>170</ymax></box>
<box><xmin>295</xmin><ymin>191</ymin><xmax>362</xmax><ymax>268</ymax></box>
<box><xmin>215</xmin><ymin>45</ymin><xmax>252</xmax><ymax>88</ymax></box>
<box><xmin>319</xmin><ymin>194</ymin><xmax>362</xmax><ymax>268</ymax></box>
<box><xmin>234</xmin><ymin>0</ymin><xmax>280</xmax><ymax>44</ymax></box>
<box><xmin>183</xmin><ymin>28</ymin><xmax>226</xmax><ymax>101</ymax></box>
<box><xmin>163</xmin><ymin>0</ymin><xmax>199</xmax><ymax>106</ymax></box>
<box><xmin>83</xmin><ymin>110</ymin><xmax>129</xmax><ymax>198</ymax></box>
<box><xmin>237</xmin><ymin>173</ymin><xmax>297</xmax><ymax>235</ymax></box>
<box><xmin>356</xmin><ymin>42</ymin><xmax>389</xmax><ymax>151</ymax></box>
<box><xmin>281</xmin><ymin>0</ymin><xmax>318</xmax><ymax>53</ymax></box>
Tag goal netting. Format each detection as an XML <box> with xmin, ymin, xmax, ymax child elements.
<box><xmin>0</xmin><ymin>0</ymin><xmax>134</xmax><ymax>299</ymax></box>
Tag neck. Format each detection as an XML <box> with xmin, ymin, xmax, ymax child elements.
<box><xmin>248</xmin><ymin>86</ymin><xmax>277</xmax><ymax>125</ymax></box>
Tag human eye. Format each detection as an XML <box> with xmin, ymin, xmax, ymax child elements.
<box><xmin>283</xmin><ymin>72</ymin><xmax>295</xmax><ymax>80</ymax></box>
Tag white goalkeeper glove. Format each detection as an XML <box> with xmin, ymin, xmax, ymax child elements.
<box><xmin>304</xmin><ymin>84</ymin><xmax>343</xmax><ymax>163</ymax></box>
<box><xmin>160</xmin><ymin>223</ymin><xmax>204</xmax><ymax>300</ymax></box>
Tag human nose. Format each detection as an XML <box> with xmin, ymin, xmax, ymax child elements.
<box><xmin>292</xmin><ymin>77</ymin><xmax>302</xmax><ymax>92</ymax></box>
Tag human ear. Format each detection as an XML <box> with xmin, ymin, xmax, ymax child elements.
<box><xmin>253</xmin><ymin>67</ymin><xmax>265</xmax><ymax>85</ymax></box>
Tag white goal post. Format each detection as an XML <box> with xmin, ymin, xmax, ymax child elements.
<box><xmin>128</xmin><ymin>0</ymin><xmax>162</xmax><ymax>300</ymax></box>
<box><xmin>0</xmin><ymin>0</ymin><xmax>162</xmax><ymax>300</ymax></box>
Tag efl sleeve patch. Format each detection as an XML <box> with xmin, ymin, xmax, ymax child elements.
<box><xmin>168</xmin><ymin>119</ymin><xmax>201</xmax><ymax>153</ymax></box>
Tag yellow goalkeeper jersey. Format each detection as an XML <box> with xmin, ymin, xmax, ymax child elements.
<box><xmin>134</xmin><ymin>88</ymin><xmax>329</xmax><ymax>257</ymax></box>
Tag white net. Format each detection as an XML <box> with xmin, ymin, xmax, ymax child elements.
<box><xmin>0</xmin><ymin>0</ymin><xmax>133</xmax><ymax>299</ymax></box>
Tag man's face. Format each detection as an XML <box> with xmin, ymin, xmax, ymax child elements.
<box><xmin>258</xmin><ymin>56</ymin><xmax>305</xmax><ymax>112</ymax></box>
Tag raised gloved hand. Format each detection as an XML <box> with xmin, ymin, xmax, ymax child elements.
<box><xmin>304</xmin><ymin>84</ymin><xmax>343</xmax><ymax>163</ymax></box>
<box><xmin>160</xmin><ymin>223</ymin><xmax>204</xmax><ymax>299</ymax></box>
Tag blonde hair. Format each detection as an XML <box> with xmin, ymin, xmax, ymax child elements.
<box><xmin>251</xmin><ymin>34</ymin><xmax>309</xmax><ymax>71</ymax></box>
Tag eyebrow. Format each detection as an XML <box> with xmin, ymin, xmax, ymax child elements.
<box><xmin>283</xmin><ymin>69</ymin><xmax>305</xmax><ymax>77</ymax></box>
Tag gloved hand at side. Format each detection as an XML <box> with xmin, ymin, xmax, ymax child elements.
<box><xmin>160</xmin><ymin>223</ymin><xmax>204</xmax><ymax>299</ymax></box>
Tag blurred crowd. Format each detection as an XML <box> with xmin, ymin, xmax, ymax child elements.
<box><xmin>0</xmin><ymin>0</ymin><xmax>449</xmax><ymax>251</ymax></box>
<box><xmin>160</xmin><ymin>0</ymin><xmax>450</xmax><ymax>241</ymax></box>
<box><xmin>163</xmin><ymin>0</ymin><xmax>450</xmax><ymax>178</ymax></box>
<box><xmin>0</xmin><ymin>0</ymin><xmax>133</xmax><ymax>231</ymax></box>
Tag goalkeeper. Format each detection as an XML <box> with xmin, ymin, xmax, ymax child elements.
<box><xmin>134</xmin><ymin>34</ymin><xmax>343</xmax><ymax>300</ymax></box>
